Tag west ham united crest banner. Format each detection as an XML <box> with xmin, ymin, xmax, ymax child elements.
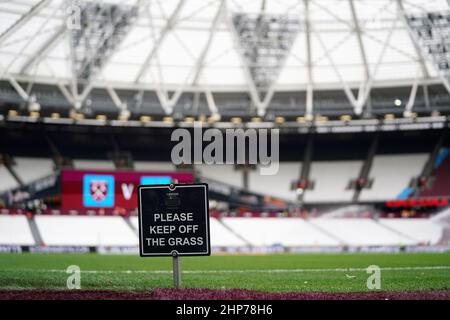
<box><xmin>61</xmin><ymin>169</ymin><xmax>194</xmax><ymax>209</ymax></box>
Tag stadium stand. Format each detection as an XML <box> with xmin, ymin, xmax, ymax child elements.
<box><xmin>359</xmin><ymin>154</ymin><xmax>428</xmax><ymax>201</ymax></box>
<box><xmin>0</xmin><ymin>215</ymin><xmax>35</xmax><ymax>245</ymax></box>
<box><xmin>0</xmin><ymin>213</ymin><xmax>445</xmax><ymax>249</ymax></box>
<box><xmin>378</xmin><ymin>218</ymin><xmax>443</xmax><ymax>245</ymax></box>
<box><xmin>35</xmin><ymin>216</ymin><xmax>138</xmax><ymax>246</ymax></box>
<box><xmin>420</xmin><ymin>149</ymin><xmax>450</xmax><ymax>197</ymax></box>
<box><xmin>310</xmin><ymin>218</ymin><xmax>416</xmax><ymax>246</ymax></box>
<box><xmin>249</xmin><ymin>163</ymin><xmax>301</xmax><ymax>201</ymax></box>
<box><xmin>209</xmin><ymin>218</ymin><xmax>248</xmax><ymax>247</ymax></box>
<box><xmin>432</xmin><ymin>207</ymin><xmax>450</xmax><ymax>245</ymax></box>
<box><xmin>73</xmin><ymin>159</ymin><xmax>115</xmax><ymax>170</ymax></box>
<box><xmin>303</xmin><ymin>161</ymin><xmax>362</xmax><ymax>203</ymax></box>
<box><xmin>13</xmin><ymin>157</ymin><xmax>54</xmax><ymax>184</ymax></box>
<box><xmin>221</xmin><ymin>218</ymin><xmax>340</xmax><ymax>247</ymax></box>
<box><xmin>432</xmin><ymin>206</ymin><xmax>450</xmax><ymax>225</ymax></box>
<box><xmin>196</xmin><ymin>164</ymin><xmax>243</xmax><ymax>189</ymax></box>
<box><xmin>318</xmin><ymin>205</ymin><xmax>374</xmax><ymax>218</ymax></box>
<box><xmin>134</xmin><ymin>161</ymin><xmax>176</xmax><ymax>171</ymax></box>
<box><xmin>130</xmin><ymin>216</ymin><xmax>139</xmax><ymax>231</ymax></box>
<box><xmin>0</xmin><ymin>165</ymin><xmax>19</xmax><ymax>192</ymax></box>
<box><xmin>130</xmin><ymin>216</ymin><xmax>247</xmax><ymax>247</ymax></box>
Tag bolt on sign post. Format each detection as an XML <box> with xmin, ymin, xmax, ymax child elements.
<box><xmin>137</xmin><ymin>183</ymin><xmax>210</xmax><ymax>288</ymax></box>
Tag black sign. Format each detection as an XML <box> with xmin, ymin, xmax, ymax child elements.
<box><xmin>138</xmin><ymin>183</ymin><xmax>210</xmax><ymax>257</ymax></box>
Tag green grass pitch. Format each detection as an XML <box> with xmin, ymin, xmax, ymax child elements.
<box><xmin>0</xmin><ymin>252</ymin><xmax>449</xmax><ymax>292</ymax></box>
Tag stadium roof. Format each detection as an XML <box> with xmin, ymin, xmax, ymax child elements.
<box><xmin>0</xmin><ymin>0</ymin><xmax>449</xmax><ymax>117</ymax></box>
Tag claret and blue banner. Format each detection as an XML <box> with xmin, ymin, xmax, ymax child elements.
<box><xmin>62</xmin><ymin>169</ymin><xmax>194</xmax><ymax>209</ymax></box>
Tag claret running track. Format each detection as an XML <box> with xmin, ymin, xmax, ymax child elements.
<box><xmin>0</xmin><ymin>252</ymin><xmax>449</xmax><ymax>300</ymax></box>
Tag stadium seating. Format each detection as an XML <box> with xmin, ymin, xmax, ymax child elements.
<box><xmin>35</xmin><ymin>216</ymin><xmax>138</xmax><ymax>246</ymax></box>
<box><xmin>73</xmin><ymin>159</ymin><xmax>115</xmax><ymax>170</ymax></box>
<box><xmin>134</xmin><ymin>161</ymin><xmax>176</xmax><ymax>171</ymax></box>
<box><xmin>310</xmin><ymin>218</ymin><xmax>416</xmax><ymax>246</ymax></box>
<box><xmin>197</xmin><ymin>163</ymin><xmax>302</xmax><ymax>200</ymax></box>
<box><xmin>0</xmin><ymin>214</ymin><xmax>444</xmax><ymax>249</ymax></box>
<box><xmin>432</xmin><ymin>206</ymin><xmax>450</xmax><ymax>225</ymax></box>
<box><xmin>107</xmin><ymin>216</ymin><xmax>446</xmax><ymax>248</ymax></box>
<box><xmin>130</xmin><ymin>216</ymin><xmax>247</xmax><ymax>247</ymax></box>
<box><xmin>303</xmin><ymin>161</ymin><xmax>362</xmax><ymax>203</ymax></box>
<box><xmin>359</xmin><ymin>154</ymin><xmax>428</xmax><ymax>201</ymax></box>
<box><xmin>378</xmin><ymin>218</ymin><xmax>443</xmax><ymax>245</ymax></box>
<box><xmin>196</xmin><ymin>164</ymin><xmax>243</xmax><ymax>189</ymax></box>
<box><xmin>13</xmin><ymin>157</ymin><xmax>54</xmax><ymax>184</ymax></box>
<box><xmin>318</xmin><ymin>205</ymin><xmax>373</xmax><ymax>218</ymax></box>
<box><xmin>130</xmin><ymin>216</ymin><xmax>139</xmax><ymax>231</ymax></box>
<box><xmin>221</xmin><ymin>218</ymin><xmax>340</xmax><ymax>247</ymax></box>
<box><xmin>209</xmin><ymin>218</ymin><xmax>248</xmax><ymax>247</ymax></box>
<box><xmin>0</xmin><ymin>215</ymin><xmax>35</xmax><ymax>245</ymax></box>
<box><xmin>0</xmin><ymin>157</ymin><xmax>54</xmax><ymax>191</ymax></box>
<box><xmin>420</xmin><ymin>149</ymin><xmax>450</xmax><ymax>197</ymax></box>
<box><xmin>0</xmin><ymin>165</ymin><xmax>19</xmax><ymax>192</ymax></box>
<box><xmin>249</xmin><ymin>162</ymin><xmax>300</xmax><ymax>201</ymax></box>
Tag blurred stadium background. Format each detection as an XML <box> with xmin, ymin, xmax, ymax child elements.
<box><xmin>1</xmin><ymin>0</ymin><xmax>450</xmax><ymax>262</ymax></box>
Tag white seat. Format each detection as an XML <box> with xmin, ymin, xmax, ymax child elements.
<box><xmin>0</xmin><ymin>165</ymin><xmax>19</xmax><ymax>192</ymax></box>
<box><xmin>379</xmin><ymin>218</ymin><xmax>443</xmax><ymax>245</ymax></box>
<box><xmin>222</xmin><ymin>217</ymin><xmax>340</xmax><ymax>246</ymax></box>
<box><xmin>210</xmin><ymin>218</ymin><xmax>247</xmax><ymax>247</ymax></box>
<box><xmin>73</xmin><ymin>159</ymin><xmax>115</xmax><ymax>170</ymax></box>
<box><xmin>13</xmin><ymin>157</ymin><xmax>54</xmax><ymax>184</ymax></box>
<box><xmin>310</xmin><ymin>218</ymin><xmax>415</xmax><ymax>246</ymax></box>
<box><xmin>304</xmin><ymin>161</ymin><xmax>362</xmax><ymax>203</ymax></box>
<box><xmin>0</xmin><ymin>215</ymin><xmax>35</xmax><ymax>245</ymax></box>
<box><xmin>197</xmin><ymin>164</ymin><xmax>243</xmax><ymax>188</ymax></box>
<box><xmin>249</xmin><ymin>162</ymin><xmax>301</xmax><ymax>201</ymax></box>
<box><xmin>134</xmin><ymin>161</ymin><xmax>175</xmax><ymax>171</ymax></box>
<box><xmin>359</xmin><ymin>154</ymin><xmax>428</xmax><ymax>201</ymax></box>
<box><xmin>35</xmin><ymin>216</ymin><xmax>138</xmax><ymax>246</ymax></box>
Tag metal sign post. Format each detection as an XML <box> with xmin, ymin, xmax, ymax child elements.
<box><xmin>172</xmin><ymin>252</ymin><xmax>182</xmax><ymax>289</ymax></box>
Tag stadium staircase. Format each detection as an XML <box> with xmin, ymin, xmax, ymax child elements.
<box><xmin>413</xmin><ymin>133</ymin><xmax>445</xmax><ymax>197</ymax></box>
<box><xmin>123</xmin><ymin>217</ymin><xmax>138</xmax><ymax>236</ymax></box>
<box><xmin>439</xmin><ymin>228</ymin><xmax>450</xmax><ymax>246</ymax></box>
<box><xmin>431</xmin><ymin>207</ymin><xmax>450</xmax><ymax>245</ymax></box>
<box><xmin>375</xmin><ymin>219</ymin><xmax>418</xmax><ymax>243</ymax></box>
<box><xmin>298</xmin><ymin>133</ymin><xmax>314</xmax><ymax>205</ymax></box>
<box><xmin>352</xmin><ymin>133</ymin><xmax>378</xmax><ymax>202</ymax></box>
<box><xmin>27</xmin><ymin>215</ymin><xmax>44</xmax><ymax>246</ymax></box>
<box><xmin>303</xmin><ymin>218</ymin><xmax>346</xmax><ymax>246</ymax></box>
<box><xmin>215</xmin><ymin>218</ymin><xmax>252</xmax><ymax>247</ymax></box>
